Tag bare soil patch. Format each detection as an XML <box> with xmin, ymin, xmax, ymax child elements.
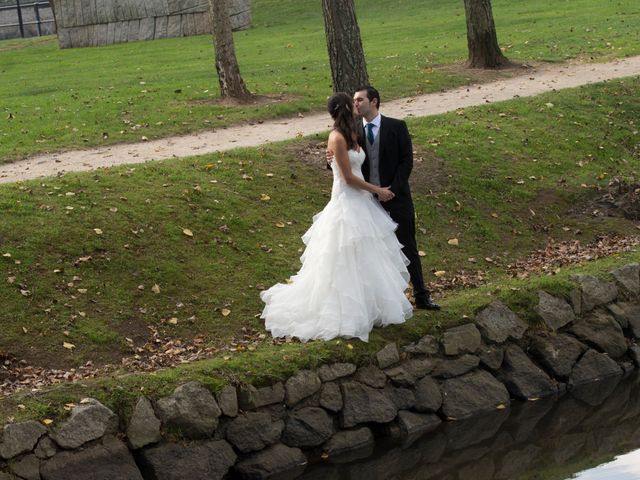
<box><xmin>583</xmin><ymin>177</ymin><xmax>640</xmax><ymax>220</ymax></box>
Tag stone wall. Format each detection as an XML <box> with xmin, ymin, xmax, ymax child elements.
<box><xmin>51</xmin><ymin>0</ymin><xmax>251</xmax><ymax>49</ymax></box>
<box><xmin>1</xmin><ymin>264</ymin><xmax>639</xmax><ymax>479</ymax></box>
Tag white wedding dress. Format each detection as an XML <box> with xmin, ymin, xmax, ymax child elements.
<box><xmin>260</xmin><ymin>148</ymin><xmax>413</xmax><ymax>342</ymax></box>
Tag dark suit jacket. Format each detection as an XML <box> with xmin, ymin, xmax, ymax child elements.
<box><xmin>359</xmin><ymin>115</ymin><xmax>415</xmax><ymax>221</ymax></box>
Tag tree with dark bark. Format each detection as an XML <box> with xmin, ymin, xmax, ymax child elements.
<box><xmin>208</xmin><ymin>0</ymin><xmax>252</xmax><ymax>100</ymax></box>
<box><xmin>463</xmin><ymin>0</ymin><xmax>510</xmax><ymax>68</ymax></box>
<box><xmin>321</xmin><ymin>0</ymin><xmax>369</xmax><ymax>93</ymax></box>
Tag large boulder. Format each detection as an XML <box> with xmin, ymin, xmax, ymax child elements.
<box><xmin>50</xmin><ymin>399</ymin><xmax>118</xmax><ymax>450</ymax></box>
<box><xmin>215</xmin><ymin>386</ymin><xmax>239</xmax><ymax>418</ymax></box>
<box><xmin>317</xmin><ymin>363</ymin><xmax>356</xmax><ymax>382</ymax></box>
<box><xmin>609</xmin><ymin>302</ymin><xmax>640</xmax><ymax>337</ymax></box>
<box><xmin>376</xmin><ymin>343</ymin><xmax>400</xmax><ymax>369</ymax></box>
<box><xmin>353</xmin><ymin>365</ymin><xmax>387</xmax><ymax>389</ymax></box>
<box><xmin>41</xmin><ymin>436</ymin><xmax>142</xmax><ymax>480</ymax></box>
<box><xmin>442</xmin><ymin>323</ymin><xmax>481</xmax><ymax>356</ymax></box>
<box><xmin>0</xmin><ymin>421</ymin><xmax>47</xmax><ymax>460</ymax></box>
<box><xmin>570</xmin><ymin>349</ymin><xmax>623</xmax><ymax>386</ymax></box>
<box><xmin>534</xmin><ymin>291</ymin><xmax>575</xmax><ymax>331</ymax></box>
<box><xmin>155</xmin><ymin>382</ymin><xmax>221</xmax><ymax>439</ymax></box>
<box><xmin>282</xmin><ymin>407</ymin><xmax>334</xmax><ymax>448</ymax></box>
<box><xmin>136</xmin><ymin>439</ymin><xmax>236</xmax><ymax>480</ymax></box>
<box><xmin>233</xmin><ymin>444</ymin><xmax>307</xmax><ymax>480</ymax></box>
<box><xmin>475</xmin><ymin>301</ymin><xmax>528</xmax><ymax>344</ymax></box>
<box><xmin>126</xmin><ymin>397</ymin><xmax>161</xmax><ymax>450</ymax></box>
<box><xmin>440</xmin><ymin>370</ymin><xmax>510</xmax><ymax>420</ymax></box>
<box><xmin>431</xmin><ymin>354</ymin><xmax>479</xmax><ymax>379</ymax></box>
<box><xmin>237</xmin><ymin>383</ymin><xmax>285</xmax><ymax>410</ymax></box>
<box><xmin>496</xmin><ymin>344</ymin><xmax>557</xmax><ymax>400</ymax></box>
<box><xmin>7</xmin><ymin>454</ymin><xmax>39</xmax><ymax>480</ymax></box>
<box><xmin>414</xmin><ymin>376</ymin><xmax>443</xmax><ymax>413</ymax></box>
<box><xmin>528</xmin><ymin>334</ymin><xmax>587</xmax><ymax>380</ymax></box>
<box><xmin>402</xmin><ymin>335</ymin><xmax>439</xmax><ymax>355</ymax></box>
<box><xmin>479</xmin><ymin>345</ymin><xmax>504</xmax><ymax>371</ymax></box>
<box><xmin>319</xmin><ymin>383</ymin><xmax>343</xmax><ymax>413</ymax></box>
<box><xmin>396</xmin><ymin>411</ymin><xmax>441</xmax><ymax>442</ymax></box>
<box><xmin>285</xmin><ymin>370</ymin><xmax>322</xmax><ymax>407</ymax></box>
<box><xmin>570</xmin><ymin>310</ymin><xmax>628</xmax><ymax>359</ymax></box>
<box><xmin>571</xmin><ymin>275</ymin><xmax>618</xmax><ymax>312</ymax></box>
<box><xmin>340</xmin><ymin>382</ymin><xmax>398</xmax><ymax>428</ymax></box>
<box><xmin>322</xmin><ymin>427</ymin><xmax>374</xmax><ymax>460</ymax></box>
<box><xmin>225</xmin><ymin>412</ymin><xmax>284</xmax><ymax>453</ymax></box>
<box><xmin>610</xmin><ymin>263</ymin><xmax>640</xmax><ymax>295</ymax></box>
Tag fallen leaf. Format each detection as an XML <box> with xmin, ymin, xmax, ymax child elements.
<box><xmin>42</xmin><ymin>419</ymin><xmax>54</xmax><ymax>426</ymax></box>
<box><xmin>275</xmin><ymin>222</ymin><xmax>285</xmax><ymax>228</ymax></box>
<box><xmin>168</xmin><ymin>318</ymin><xmax>178</xmax><ymax>325</ymax></box>
<box><xmin>93</xmin><ymin>228</ymin><xmax>103</xmax><ymax>235</ymax></box>
<box><xmin>260</xmin><ymin>194</ymin><xmax>271</xmax><ymax>201</ymax></box>
<box><xmin>418</xmin><ymin>250</ymin><xmax>426</xmax><ymax>257</ymax></box>
<box><xmin>182</xmin><ymin>228</ymin><xmax>194</xmax><ymax>237</ymax></box>
<box><xmin>22</xmin><ymin>327</ymin><xmax>27</xmax><ymax>334</ymax></box>
<box><xmin>434</xmin><ymin>270</ymin><xmax>446</xmax><ymax>277</ymax></box>
<box><xmin>447</xmin><ymin>238</ymin><xmax>459</xmax><ymax>246</ymax></box>
<box><xmin>151</xmin><ymin>284</ymin><xmax>161</xmax><ymax>294</ymax></box>
<box><xmin>221</xmin><ymin>308</ymin><xmax>231</xmax><ymax>317</ymax></box>
<box><xmin>62</xmin><ymin>342</ymin><xmax>75</xmax><ymax>350</ymax></box>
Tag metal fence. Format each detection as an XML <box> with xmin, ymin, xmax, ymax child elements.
<box><xmin>0</xmin><ymin>0</ymin><xmax>56</xmax><ymax>40</ymax></box>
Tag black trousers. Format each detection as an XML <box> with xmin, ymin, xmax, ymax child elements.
<box><xmin>381</xmin><ymin>200</ymin><xmax>430</xmax><ymax>299</ymax></box>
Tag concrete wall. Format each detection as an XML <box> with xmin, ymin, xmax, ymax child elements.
<box><xmin>51</xmin><ymin>0</ymin><xmax>251</xmax><ymax>48</ymax></box>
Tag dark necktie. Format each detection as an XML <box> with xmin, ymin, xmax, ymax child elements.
<box><xmin>366</xmin><ymin>123</ymin><xmax>375</xmax><ymax>145</ymax></box>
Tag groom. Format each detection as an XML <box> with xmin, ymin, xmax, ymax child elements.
<box><xmin>353</xmin><ymin>85</ymin><xmax>440</xmax><ymax>311</ymax></box>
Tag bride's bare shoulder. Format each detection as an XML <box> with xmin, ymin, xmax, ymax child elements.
<box><xmin>328</xmin><ymin>130</ymin><xmax>347</xmax><ymax>147</ymax></box>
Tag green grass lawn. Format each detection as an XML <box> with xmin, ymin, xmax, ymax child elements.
<box><xmin>0</xmin><ymin>0</ymin><xmax>638</xmax><ymax>162</ymax></box>
<box><xmin>1</xmin><ymin>76</ymin><xmax>639</xmax><ymax>420</ymax></box>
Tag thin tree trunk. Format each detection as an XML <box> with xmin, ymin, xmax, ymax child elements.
<box><xmin>209</xmin><ymin>0</ymin><xmax>252</xmax><ymax>99</ymax></box>
<box><xmin>321</xmin><ymin>0</ymin><xmax>368</xmax><ymax>93</ymax></box>
<box><xmin>463</xmin><ymin>0</ymin><xmax>510</xmax><ymax>68</ymax></box>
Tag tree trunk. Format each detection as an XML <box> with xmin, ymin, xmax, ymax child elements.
<box><xmin>463</xmin><ymin>0</ymin><xmax>510</xmax><ymax>69</ymax></box>
<box><xmin>321</xmin><ymin>0</ymin><xmax>369</xmax><ymax>93</ymax></box>
<box><xmin>209</xmin><ymin>0</ymin><xmax>252</xmax><ymax>99</ymax></box>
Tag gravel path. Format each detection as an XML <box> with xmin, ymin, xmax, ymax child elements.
<box><xmin>2</xmin><ymin>56</ymin><xmax>639</xmax><ymax>184</ymax></box>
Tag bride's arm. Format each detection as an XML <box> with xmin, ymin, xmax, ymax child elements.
<box><xmin>328</xmin><ymin>132</ymin><xmax>394</xmax><ymax>201</ymax></box>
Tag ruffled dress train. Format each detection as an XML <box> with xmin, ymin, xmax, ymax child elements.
<box><xmin>260</xmin><ymin>149</ymin><xmax>413</xmax><ymax>342</ymax></box>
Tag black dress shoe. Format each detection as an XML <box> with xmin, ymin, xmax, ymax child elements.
<box><xmin>415</xmin><ymin>296</ymin><xmax>441</xmax><ymax>311</ymax></box>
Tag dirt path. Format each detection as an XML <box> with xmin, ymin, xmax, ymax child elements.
<box><xmin>2</xmin><ymin>56</ymin><xmax>640</xmax><ymax>185</ymax></box>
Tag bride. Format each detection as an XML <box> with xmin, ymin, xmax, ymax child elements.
<box><xmin>260</xmin><ymin>92</ymin><xmax>413</xmax><ymax>342</ymax></box>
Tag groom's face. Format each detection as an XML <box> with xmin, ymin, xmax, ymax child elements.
<box><xmin>353</xmin><ymin>90</ymin><xmax>376</xmax><ymax>120</ymax></box>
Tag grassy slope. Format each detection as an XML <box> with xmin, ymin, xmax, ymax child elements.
<box><xmin>0</xmin><ymin>0</ymin><xmax>638</xmax><ymax>161</ymax></box>
<box><xmin>1</xmin><ymin>77</ymin><xmax>639</xmax><ymax>421</ymax></box>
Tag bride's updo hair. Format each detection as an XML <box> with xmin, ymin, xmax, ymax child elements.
<box><xmin>327</xmin><ymin>92</ymin><xmax>358</xmax><ymax>150</ymax></box>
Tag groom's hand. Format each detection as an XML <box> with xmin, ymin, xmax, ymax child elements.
<box><xmin>325</xmin><ymin>148</ymin><xmax>334</xmax><ymax>168</ymax></box>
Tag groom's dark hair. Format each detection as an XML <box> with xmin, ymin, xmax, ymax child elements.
<box><xmin>356</xmin><ymin>85</ymin><xmax>380</xmax><ymax>108</ymax></box>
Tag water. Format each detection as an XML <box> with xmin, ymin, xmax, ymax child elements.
<box><xmin>300</xmin><ymin>373</ymin><xmax>640</xmax><ymax>480</ymax></box>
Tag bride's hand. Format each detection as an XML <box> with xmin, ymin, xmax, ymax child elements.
<box><xmin>377</xmin><ymin>186</ymin><xmax>395</xmax><ymax>202</ymax></box>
